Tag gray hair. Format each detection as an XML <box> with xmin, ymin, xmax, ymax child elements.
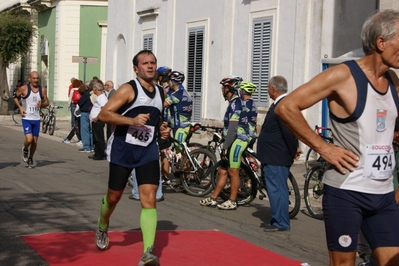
<box><xmin>89</xmin><ymin>79</ymin><xmax>104</xmax><ymax>91</ymax></box>
<box><xmin>93</xmin><ymin>82</ymin><xmax>104</xmax><ymax>92</ymax></box>
<box><xmin>361</xmin><ymin>9</ymin><xmax>399</xmax><ymax>55</ymax></box>
<box><xmin>268</xmin><ymin>75</ymin><xmax>287</xmax><ymax>93</ymax></box>
<box><xmin>106</xmin><ymin>80</ymin><xmax>114</xmax><ymax>89</ymax></box>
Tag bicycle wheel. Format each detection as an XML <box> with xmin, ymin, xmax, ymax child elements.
<box><xmin>40</xmin><ymin>109</ymin><xmax>46</xmax><ymax>122</ymax></box>
<box><xmin>215</xmin><ymin>162</ymin><xmax>258</xmax><ymax>205</ymax></box>
<box><xmin>42</xmin><ymin>114</ymin><xmax>49</xmax><ymax>133</ymax></box>
<box><xmin>304</xmin><ymin>163</ymin><xmax>324</xmax><ymax>220</ymax></box>
<box><xmin>188</xmin><ymin>142</ymin><xmax>204</xmax><ymax>150</ymax></box>
<box><xmin>180</xmin><ymin>148</ymin><xmax>217</xmax><ymax>197</ymax></box>
<box><xmin>48</xmin><ymin>115</ymin><xmax>56</xmax><ymax>135</ymax></box>
<box><xmin>12</xmin><ymin>109</ymin><xmax>20</xmax><ymax>124</ymax></box>
<box><xmin>288</xmin><ymin>172</ymin><xmax>301</xmax><ymax>219</ymax></box>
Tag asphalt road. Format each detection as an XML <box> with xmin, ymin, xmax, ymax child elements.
<box><xmin>0</xmin><ymin>116</ymin><xmax>363</xmax><ymax>266</ymax></box>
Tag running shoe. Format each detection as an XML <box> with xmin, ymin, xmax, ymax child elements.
<box><xmin>79</xmin><ymin>149</ymin><xmax>90</xmax><ymax>153</ymax></box>
<box><xmin>217</xmin><ymin>199</ymin><xmax>237</xmax><ymax>210</ymax></box>
<box><xmin>95</xmin><ymin>226</ymin><xmax>109</xmax><ymax>251</ymax></box>
<box><xmin>62</xmin><ymin>138</ymin><xmax>71</xmax><ymax>144</ymax></box>
<box><xmin>162</xmin><ymin>176</ymin><xmax>171</xmax><ymax>186</ymax></box>
<box><xmin>21</xmin><ymin>147</ymin><xmax>28</xmax><ymax>163</ymax></box>
<box><xmin>199</xmin><ymin>197</ymin><xmax>218</xmax><ymax>207</ymax></box>
<box><xmin>27</xmin><ymin>158</ymin><xmax>36</xmax><ymax>169</ymax></box>
<box><xmin>76</xmin><ymin>141</ymin><xmax>83</xmax><ymax>147</ymax></box>
<box><xmin>138</xmin><ymin>246</ymin><xmax>160</xmax><ymax>266</ymax></box>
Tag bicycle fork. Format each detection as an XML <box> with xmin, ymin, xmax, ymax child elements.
<box><xmin>243</xmin><ymin>156</ymin><xmax>267</xmax><ymax>200</ymax></box>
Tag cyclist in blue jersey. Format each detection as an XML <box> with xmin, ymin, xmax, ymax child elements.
<box><xmin>156</xmin><ymin>66</ymin><xmax>172</xmax><ymax>125</ymax></box>
<box><xmin>239</xmin><ymin>82</ymin><xmax>258</xmax><ymax>148</ymax></box>
<box><xmin>164</xmin><ymin>71</ymin><xmax>193</xmax><ymax>151</ymax></box>
<box><xmin>156</xmin><ymin>66</ymin><xmax>174</xmax><ymax>185</ymax></box>
<box><xmin>200</xmin><ymin>76</ymin><xmax>249</xmax><ymax>210</ymax></box>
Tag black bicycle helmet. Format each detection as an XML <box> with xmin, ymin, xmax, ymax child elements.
<box><xmin>220</xmin><ymin>76</ymin><xmax>243</xmax><ymax>91</ymax></box>
<box><xmin>169</xmin><ymin>71</ymin><xmax>185</xmax><ymax>84</ymax></box>
<box><xmin>157</xmin><ymin>66</ymin><xmax>172</xmax><ymax>83</ymax></box>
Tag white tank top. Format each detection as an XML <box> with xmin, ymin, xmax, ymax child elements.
<box><xmin>324</xmin><ymin>61</ymin><xmax>399</xmax><ymax>194</ymax></box>
<box><xmin>22</xmin><ymin>84</ymin><xmax>42</xmax><ymax>121</ymax></box>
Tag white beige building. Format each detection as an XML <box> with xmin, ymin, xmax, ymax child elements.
<box><xmin>104</xmin><ymin>0</ymin><xmax>398</xmax><ymax>130</ymax></box>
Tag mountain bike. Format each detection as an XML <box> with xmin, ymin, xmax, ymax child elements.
<box><xmin>163</xmin><ymin>135</ymin><xmax>217</xmax><ymax>196</ymax></box>
<box><xmin>212</xmin><ymin>147</ymin><xmax>301</xmax><ymax>219</ymax></box>
<box><xmin>198</xmin><ymin>125</ymin><xmax>224</xmax><ymax>160</ymax></box>
<box><xmin>42</xmin><ymin>104</ymin><xmax>63</xmax><ymax>135</ymax></box>
<box><xmin>303</xmin><ymin>126</ymin><xmax>334</xmax><ymax>220</ymax></box>
<box><xmin>303</xmin><ymin>158</ymin><xmax>328</xmax><ymax>220</ymax></box>
<box><xmin>127</xmin><ymin>123</ymin><xmax>206</xmax><ymax>190</ymax></box>
<box><xmin>200</xmin><ymin>125</ymin><xmax>300</xmax><ymax>218</ymax></box>
<box><xmin>304</xmin><ymin>125</ymin><xmax>333</xmax><ymax>173</ymax></box>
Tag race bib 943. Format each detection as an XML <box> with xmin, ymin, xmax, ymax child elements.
<box><xmin>125</xmin><ymin>125</ymin><xmax>155</xmax><ymax>147</ymax></box>
<box><xmin>364</xmin><ymin>144</ymin><xmax>395</xmax><ymax>180</ymax></box>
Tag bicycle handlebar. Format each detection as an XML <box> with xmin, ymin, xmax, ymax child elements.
<box><xmin>314</xmin><ymin>125</ymin><xmax>333</xmax><ymax>143</ymax></box>
<box><xmin>314</xmin><ymin>125</ymin><xmax>331</xmax><ymax>132</ymax></box>
<box><xmin>200</xmin><ymin>125</ymin><xmax>224</xmax><ymax>132</ymax></box>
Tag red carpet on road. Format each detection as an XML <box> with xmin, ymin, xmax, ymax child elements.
<box><xmin>21</xmin><ymin>230</ymin><xmax>303</xmax><ymax>266</ymax></box>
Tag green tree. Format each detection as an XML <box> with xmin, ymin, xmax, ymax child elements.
<box><xmin>0</xmin><ymin>12</ymin><xmax>35</xmax><ymax>115</ymax></box>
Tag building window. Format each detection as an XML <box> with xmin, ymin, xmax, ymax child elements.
<box><xmin>143</xmin><ymin>34</ymin><xmax>153</xmax><ymax>51</ymax></box>
<box><xmin>187</xmin><ymin>27</ymin><xmax>204</xmax><ymax>122</ymax></box>
<box><xmin>251</xmin><ymin>17</ymin><xmax>272</xmax><ymax>107</ymax></box>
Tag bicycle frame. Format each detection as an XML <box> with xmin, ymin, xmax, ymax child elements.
<box><xmin>200</xmin><ymin>125</ymin><xmax>224</xmax><ymax>157</ymax></box>
<box><xmin>241</xmin><ymin>148</ymin><xmax>268</xmax><ymax>199</ymax></box>
<box><xmin>169</xmin><ymin>137</ymin><xmax>200</xmax><ymax>173</ymax></box>
<box><xmin>304</xmin><ymin>125</ymin><xmax>333</xmax><ymax>173</ymax></box>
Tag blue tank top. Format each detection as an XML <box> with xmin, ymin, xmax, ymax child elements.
<box><xmin>107</xmin><ymin>79</ymin><xmax>163</xmax><ymax>168</ymax></box>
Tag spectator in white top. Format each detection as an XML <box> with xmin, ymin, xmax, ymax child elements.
<box><xmin>89</xmin><ymin>80</ymin><xmax>108</xmax><ymax>160</ymax></box>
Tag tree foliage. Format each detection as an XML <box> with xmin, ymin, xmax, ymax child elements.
<box><xmin>0</xmin><ymin>12</ymin><xmax>36</xmax><ymax>67</ymax></box>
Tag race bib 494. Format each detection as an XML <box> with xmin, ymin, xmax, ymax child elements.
<box><xmin>364</xmin><ymin>144</ymin><xmax>395</xmax><ymax>180</ymax></box>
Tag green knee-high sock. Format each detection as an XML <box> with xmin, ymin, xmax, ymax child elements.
<box><xmin>140</xmin><ymin>208</ymin><xmax>157</xmax><ymax>252</ymax></box>
<box><xmin>98</xmin><ymin>195</ymin><xmax>116</xmax><ymax>230</ymax></box>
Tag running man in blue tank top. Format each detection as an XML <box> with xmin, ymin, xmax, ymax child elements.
<box><xmin>94</xmin><ymin>50</ymin><xmax>170</xmax><ymax>266</ymax></box>
<box><xmin>276</xmin><ymin>9</ymin><xmax>399</xmax><ymax>266</ymax></box>
<box><xmin>13</xmin><ymin>71</ymin><xmax>49</xmax><ymax>168</ymax></box>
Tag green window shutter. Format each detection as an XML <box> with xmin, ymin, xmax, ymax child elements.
<box><xmin>251</xmin><ymin>18</ymin><xmax>272</xmax><ymax>107</ymax></box>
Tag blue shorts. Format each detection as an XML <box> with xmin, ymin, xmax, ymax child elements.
<box><xmin>323</xmin><ymin>184</ymin><xmax>399</xmax><ymax>252</ymax></box>
<box><xmin>22</xmin><ymin>119</ymin><xmax>40</xmax><ymax>137</ymax></box>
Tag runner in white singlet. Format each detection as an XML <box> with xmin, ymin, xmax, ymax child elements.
<box><xmin>13</xmin><ymin>71</ymin><xmax>49</xmax><ymax>168</ymax></box>
<box><xmin>275</xmin><ymin>9</ymin><xmax>399</xmax><ymax>266</ymax></box>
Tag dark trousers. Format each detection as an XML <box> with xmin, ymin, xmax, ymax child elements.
<box><xmin>92</xmin><ymin>121</ymin><xmax>105</xmax><ymax>157</ymax></box>
<box><xmin>66</xmin><ymin>116</ymin><xmax>81</xmax><ymax>141</ymax></box>
<box><xmin>106</xmin><ymin>123</ymin><xmax>112</xmax><ymax>141</ymax></box>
